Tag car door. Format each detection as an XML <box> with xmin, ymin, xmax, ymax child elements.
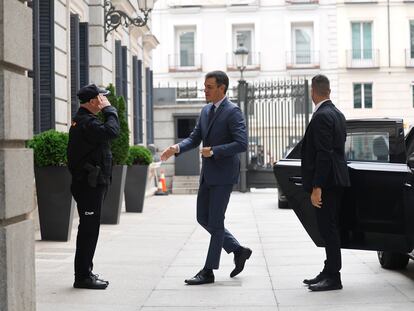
<box><xmin>274</xmin><ymin>119</ymin><xmax>414</xmax><ymax>253</ymax></box>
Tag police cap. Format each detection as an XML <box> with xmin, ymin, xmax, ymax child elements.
<box><xmin>77</xmin><ymin>84</ymin><xmax>110</xmax><ymax>103</ymax></box>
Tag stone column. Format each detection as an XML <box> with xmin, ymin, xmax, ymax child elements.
<box><xmin>89</xmin><ymin>0</ymin><xmax>113</xmax><ymax>87</ymax></box>
<box><xmin>0</xmin><ymin>0</ymin><xmax>36</xmax><ymax>310</ymax></box>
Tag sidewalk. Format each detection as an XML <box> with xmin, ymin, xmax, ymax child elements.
<box><xmin>36</xmin><ymin>189</ymin><xmax>414</xmax><ymax>311</ymax></box>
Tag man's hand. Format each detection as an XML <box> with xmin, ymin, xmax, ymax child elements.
<box><xmin>311</xmin><ymin>187</ymin><xmax>322</xmax><ymax>208</ymax></box>
<box><xmin>97</xmin><ymin>94</ymin><xmax>111</xmax><ymax>110</ymax></box>
<box><xmin>161</xmin><ymin>145</ymin><xmax>178</xmax><ymax>161</ymax></box>
<box><xmin>201</xmin><ymin>147</ymin><xmax>212</xmax><ymax>158</ymax></box>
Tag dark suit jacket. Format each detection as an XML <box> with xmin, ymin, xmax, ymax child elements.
<box><xmin>178</xmin><ymin>97</ymin><xmax>248</xmax><ymax>185</ymax></box>
<box><xmin>301</xmin><ymin>100</ymin><xmax>351</xmax><ymax>193</ymax></box>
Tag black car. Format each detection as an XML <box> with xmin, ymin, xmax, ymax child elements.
<box><xmin>273</xmin><ymin>118</ymin><xmax>414</xmax><ymax>270</ymax></box>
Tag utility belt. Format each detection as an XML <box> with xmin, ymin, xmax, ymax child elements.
<box><xmin>73</xmin><ymin>163</ymin><xmax>110</xmax><ymax>187</ymax></box>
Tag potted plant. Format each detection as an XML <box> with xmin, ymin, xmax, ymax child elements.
<box><xmin>27</xmin><ymin>130</ymin><xmax>75</xmax><ymax>241</ymax></box>
<box><xmin>124</xmin><ymin>146</ymin><xmax>153</xmax><ymax>213</ymax></box>
<box><xmin>100</xmin><ymin>84</ymin><xmax>129</xmax><ymax>224</ymax></box>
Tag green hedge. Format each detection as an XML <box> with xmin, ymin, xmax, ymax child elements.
<box><xmin>27</xmin><ymin>130</ymin><xmax>68</xmax><ymax>167</ymax></box>
<box><xmin>126</xmin><ymin>145</ymin><xmax>153</xmax><ymax>166</ymax></box>
<box><xmin>105</xmin><ymin>84</ymin><xmax>130</xmax><ymax>165</ymax></box>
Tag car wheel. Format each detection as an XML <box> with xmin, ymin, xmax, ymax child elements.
<box><xmin>377</xmin><ymin>251</ymin><xmax>409</xmax><ymax>270</ymax></box>
<box><xmin>278</xmin><ymin>198</ymin><xmax>289</xmax><ymax>209</ymax></box>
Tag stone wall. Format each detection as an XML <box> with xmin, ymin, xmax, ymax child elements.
<box><xmin>0</xmin><ymin>0</ymin><xmax>36</xmax><ymax>310</ymax></box>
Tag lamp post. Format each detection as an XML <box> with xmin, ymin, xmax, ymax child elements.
<box><xmin>104</xmin><ymin>0</ymin><xmax>154</xmax><ymax>42</ymax></box>
<box><xmin>234</xmin><ymin>43</ymin><xmax>249</xmax><ymax>81</ymax></box>
<box><xmin>234</xmin><ymin>44</ymin><xmax>249</xmax><ymax>193</ymax></box>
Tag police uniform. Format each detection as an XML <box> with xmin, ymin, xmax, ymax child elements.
<box><xmin>67</xmin><ymin>84</ymin><xmax>120</xmax><ymax>289</ymax></box>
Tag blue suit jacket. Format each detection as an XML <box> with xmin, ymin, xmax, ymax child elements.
<box><xmin>178</xmin><ymin>98</ymin><xmax>248</xmax><ymax>185</ymax></box>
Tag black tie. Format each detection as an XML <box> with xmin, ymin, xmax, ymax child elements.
<box><xmin>208</xmin><ymin>104</ymin><xmax>215</xmax><ymax>126</ymax></box>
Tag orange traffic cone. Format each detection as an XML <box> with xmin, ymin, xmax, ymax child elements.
<box><xmin>160</xmin><ymin>172</ymin><xmax>167</xmax><ymax>192</ymax></box>
<box><xmin>155</xmin><ymin>172</ymin><xmax>168</xmax><ymax>196</ymax></box>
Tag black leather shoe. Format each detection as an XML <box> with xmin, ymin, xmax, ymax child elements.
<box><xmin>303</xmin><ymin>272</ymin><xmax>325</xmax><ymax>285</ymax></box>
<box><xmin>308</xmin><ymin>277</ymin><xmax>342</xmax><ymax>292</ymax></box>
<box><xmin>73</xmin><ymin>275</ymin><xmax>109</xmax><ymax>289</ymax></box>
<box><xmin>230</xmin><ymin>247</ymin><xmax>252</xmax><ymax>278</ymax></box>
<box><xmin>184</xmin><ymin>269</ymin><xmax>215</xmax><ymax>285</ymax></box>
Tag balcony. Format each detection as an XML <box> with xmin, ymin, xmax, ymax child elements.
<box><xmin>286</xmin><ymin>0</ymin><xmax>319</xmax><ymax>4</ymax></box>
<box><xmin>286</xmin><ymin>50</ymin><xmax>320</xmax><ymax>69</ymax></box>
<box><xmin>168</xmin><ymin>53</ymin><xmax>203</xmax><ymax>72</ymax></box>
<box><xmin>346</xmin><ymin>49</ymin><xmax>379</xmax><ymax>69</ymax></box>
<box><xmin>226</xmin><ymin>52</ymin><xmax>261</xmax><ymax>71</ymax></box>
<box><xmin>406</xmin><ymin>49</ymin><xmax>414</xmax><ymax>68</ymax></box>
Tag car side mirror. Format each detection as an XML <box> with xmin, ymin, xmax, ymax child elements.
<box><xmin>408</xmin><ymin>153</ymin><xmax>414</xmax><ymax>170</ymax></box>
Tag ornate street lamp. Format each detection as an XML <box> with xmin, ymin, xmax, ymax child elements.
<box><xmin>233</xmin><ymin>43</ymin><xmax>249</xmax><ymax>193</ymax></box>
<box><xmin>104</xmin><ymin>0</ymin><xmax>154</xmax><ymax>42</ymax></box>
<box><xmin>234</xmin><ymin>43</ymin><xmax>249</xmax><ymax>81</ymax></box>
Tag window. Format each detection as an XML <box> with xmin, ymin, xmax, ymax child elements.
<box><xmin>353</xmin><ymin>83</ymin><xmax>372</xmax><ymax>108</ymax></box>
<box><xmin>292</xmin><ymin>24</ymin><xmax>313</xmax><ymax>64</ymax></box>
<box><xmin>352</xmin><ymin>22</ymin><xmax>372</xmax><ymax>59</ymax></box>
<box><xmin>345</xmin><ymin>132</ymin><xmax>389</xmax><ymax>162</ymax></box>
<box><xmin>233</xmin><ymin>25</ymin><xmax>254</xmax><ymax>65</ymax></box>
<box><xmin>176</xmin><ymin>27</ymin><xmax>195</xmax><ymax>67</ymax></box>
<box><xmin>412</xmin><ymin>84</ymin><xmax>414</xmax><ymax>108</ymax></box>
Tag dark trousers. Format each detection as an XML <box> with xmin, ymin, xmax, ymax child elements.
<box><xmin>71</xmin><ymin>180</ymin><xmax>107</xmax><ymax>279</ymax></box>
<box><xmin>196</xmin><ymin>180</ymin><xmax>241</xmax><ymax>270</ymax></box>
<box><xmin>315</xmin><ymin>187</ymin><xmax>344</xmax><ymax>279</ymax></box>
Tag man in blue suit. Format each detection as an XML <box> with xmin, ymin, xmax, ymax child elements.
<box><xmin>161</xmin><ymin>71</ymin><xmax>252</xmax><ymax>285</ymax></box>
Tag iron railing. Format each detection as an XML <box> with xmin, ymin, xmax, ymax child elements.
<box><xmin>346</xmin><ymin>49</ymin><xmax>379</xmax><ymax>68</ymax></box>
<box><xmin>168</xmin><ymin>53</ymin><xmax>203</xmax><ymax>72</ymax></box>
<box><xmin>226</xmin><ymin>52</ymin><xmax>261</xmax><ymax>71</ymax></box>
<box><xmin>245</xmin><ymin>79</ymin><xmax>310</xmax><ymax>169</ymax></box>
<box><xmin>286</xmin><ymin>50</ymin><xmax>320</xmax><ymax>69</ymax></box>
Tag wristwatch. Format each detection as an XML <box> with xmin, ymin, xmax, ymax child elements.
<box><xmin>209</xmin><ymin>149</ymin><xmax>214</xmax><ymax>156</ymax></box>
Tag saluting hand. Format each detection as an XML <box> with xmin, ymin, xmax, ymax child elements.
<box><xmin>97</xmin><ymin>95</ymin><xmax>111</xmax><ymax>110</ymax></box>
<box><xmin>161</xmin><ymin>145</ymin><xmax>178</xmax><ymax>161</ymax></box>
<box><xmin>311</xmin><ymin>187</ymin><xmax>322</xmax><ymax>208</ymax></box>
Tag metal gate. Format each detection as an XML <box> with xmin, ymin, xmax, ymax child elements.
<box><xmin>240</xmin><ymin>78</ymin><xmax>311</xmax><ymax>189</ymax></box>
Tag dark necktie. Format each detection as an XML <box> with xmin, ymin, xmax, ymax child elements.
<box><xmin>207</xmin><ymin>104</ymin><xmax>215</xmax><ymax>126</ymax></box>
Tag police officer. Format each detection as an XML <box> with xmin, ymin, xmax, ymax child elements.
<box><xmin>67</xmin><ymin>84</ymin><xmax>120</xmax><ymax>289</ymax></box>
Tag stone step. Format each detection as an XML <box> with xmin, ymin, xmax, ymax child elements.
<box><xmin>172</xmin><ymin>188</ymin><xmax>199</xmax><ymax>195</ymax></box>
<box><xmin>173</xmin><ymin>181</ymin><xmax>200</xmax><ymax>188</ymax></box>
<box><xmin>173</xmin><ymin>175</ymin><xmax>200</xmax><ymax>182</ymax></box>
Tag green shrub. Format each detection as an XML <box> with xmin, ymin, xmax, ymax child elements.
<box><xmin>105</xmin><ymin>84</ymin><xmax>130</xmax><ymax>165</ymax></box>
<box><xmin>27</xmin><ymin>130</ymin><xmax>69</xmax><ymax>167</ymax></box>
<box><xmin>126</xmin><ymin>145</ymin><xmax>153</xmax><ymax>166</ymax></box>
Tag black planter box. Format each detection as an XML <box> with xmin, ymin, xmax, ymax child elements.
<box><xmin>125</xmin><ymin>165</ymin><xmax>149</xmax><ymax>213</ymax></box>
<box><xmin>101</xmin><ymin>165</ymin><xmax>127</xmax><ymax>224</ymax></box>
<box><xmin>34</xmin><ymin>166</ymin><xmax>75</xmax><ymax>241</ymax></box>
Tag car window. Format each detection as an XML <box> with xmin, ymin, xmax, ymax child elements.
<box><xmin>345</xmin><ymin>132</ymin><xmax>390</xmax><ymax>162</ymax></box>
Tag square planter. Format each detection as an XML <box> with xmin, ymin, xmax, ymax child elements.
<box><xmin>101</xmin><ymin>165</ymin><xmax>127</xmax><ymax>224</ymax></box>
<box><xmin>34</xmin><ymin>167</ymin><xmax>75</xmax><ymax>241</ymax></box>
<box><xmin>125</xmin><ymin>165</ymin><xmax>149</xmax><ymax>213</ymax></box>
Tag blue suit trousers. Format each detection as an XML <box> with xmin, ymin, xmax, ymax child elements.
<box><xmin>196</xmin><ymin>180</ymin><xmax>241</xmax><ymax>269</ymax></box>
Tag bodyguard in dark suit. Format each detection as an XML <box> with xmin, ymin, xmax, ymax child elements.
<box><xmin>301</xmin><ymin>75</ymin><xmax>350</xmax><ymax>291</ymax></box>
<box><xmin>161</xmin><ymin>71</ymin><xmax>252</xmax><ymax>285</ymax></box>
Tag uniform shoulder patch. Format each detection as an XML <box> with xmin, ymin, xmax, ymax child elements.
<box><xmin>71</xmin><ymin>121</ymin><xmax>77</xmax><ymax>127</ymax></box>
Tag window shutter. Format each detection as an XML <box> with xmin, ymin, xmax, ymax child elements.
<box><xmin>29</xmin><ymin>0</ymin><xmax>41</xmax><ymax>134</ymax></box>
<box><xmin>79</xmin><ymin>22</ymin><xmax>89</xmax><ymax>88</ymax></box>
<box><xmin>70</xmin><ymin>13</ymin><xmax>80</xmax><ymax>118</ymax></box>
<box><xmin>137</xmin><ymin>59</ymin><xmax>143</xmax><ymax>144</ymax></box>
<box><xmin>122</xmin><ymin>46</ymin><xmax>128</xmax><ymax>114</ymax></box>
<box><xmin>145</xmin><ymin>67</ymin><xmax>154</xmax><ymax>144</ymax></box>
<box><xmin>39</xmin><ymin>0</ymin><xmax>55</xmax><ymax>131</ymax></box>
<box><xmin>132</xmin><ymin>58</ymin><xmax>143</xmax><ymax>144</ymax></box>
<box><xmin>115</xmin><ymin>40</ymin><xmax>122</xmax><ymax>97</ymax></box>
